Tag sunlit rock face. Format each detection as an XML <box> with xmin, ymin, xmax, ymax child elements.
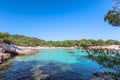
<box><xmin>0</xmin><ymin>44</ymin><xmax>16</xmax><ymax>53</ymax></box>
<box><xmin>0</xmin><ymin>44</ymin><xmax>16</xmax><ymax>63</ymax></box>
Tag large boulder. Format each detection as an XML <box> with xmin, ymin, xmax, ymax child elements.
<box><xmin>0</xmin><ymin>43</ymin><xmax>38</xmax><ymax>55</ymax></box>
<box><xmin>16</xmin><ymin>49</ymin><xmax>38</xmax><ymax>55</ymax></box>
<box><xmin>0</xmin><ymin>44</ymin><xmax>38</xmax><ymax>63</ymax></box>
<box><xmin>0</xmin><ymin>44</ymin><xmax>17</xmax><ymax>53</ymax></box>
<box><xmin>0</xmin><ymin>44</ymin><xmax>26</xmax><ymax>55</ymax></box>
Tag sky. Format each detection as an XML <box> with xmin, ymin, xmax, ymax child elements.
<box><xmin>0</xmin><ymin>0</ymin><xmax>120</xmax><ymax>41</ymax></box>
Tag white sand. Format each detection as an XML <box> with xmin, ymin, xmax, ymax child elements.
<box><xmin>89</xmin><ymin>45</ymin><xmax>120</xmax><ymax>50</ymax></box>
<box><xmin>18</xmin><ymin>46</ymin><xmax>76</xmax><ymax>50</ymax></box>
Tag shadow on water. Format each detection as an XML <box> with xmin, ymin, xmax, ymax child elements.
<box><xmin>0</xmin><ymin>59</ymin><xmax>100</xmax><ymax>80</ymax></box>
<box><xmin>86</xmin><ymin>49</ymin><xmax>120</xmax><ymax>79</ymax></box>
<box><xmin>0</xmin><ymin>59</ymin><xmax>15</xmax><ymax>78</ymax></box>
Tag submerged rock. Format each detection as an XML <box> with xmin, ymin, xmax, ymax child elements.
<box><xmin>90</xmin><ymin>72</ymin><xmax>113</xmax><ymax>80</ymax></box>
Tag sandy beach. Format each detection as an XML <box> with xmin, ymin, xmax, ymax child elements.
<box><xmin>18</xmin><ymin>46</ymin><xmax>76</xmax><ymax>50</ymax></box>
<box><xmin>88</xmin><ymin>45</ymin><xmax>120</xmax><ymax>50</ymax></box>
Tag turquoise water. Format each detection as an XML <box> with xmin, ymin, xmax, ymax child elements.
<box><xmin>0</xmin><ymin>49</ymin><xmax>110</xmax><ymax>80</ymax></box>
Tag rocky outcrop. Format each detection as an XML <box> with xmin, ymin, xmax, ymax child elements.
<box><xmin>0</xmin><ymin>44</ymin><xmax>38</xmax><ymax>55</ymax></box>
<box><xmin>16</xmin><ymin>48</ymin><xmax>38</xmax><ymax>55</ymax></box>
<box><xmin>0</xmin><ymin>43</ymin><xmax>38</xmax><ymax>63</ymax></box>
<box><xmin>0</xmin><ymin>44</ymin><xmax>17</xmax><ymax>53</ymax></box>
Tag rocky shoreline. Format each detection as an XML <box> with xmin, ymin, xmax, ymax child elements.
<box><xmin>0</xmin><ymin>43</ymin><xmax>38</xmax><ymax>64</ymax></box>
<box><xmin>1</xmin><ymin>44</ymin><xmax>120</xmax><ymax>64</ymax></box>
<box><xmin>0</xmin><ymin>44</ymin><xmax>75</xmax><ymax>63</ymax></box>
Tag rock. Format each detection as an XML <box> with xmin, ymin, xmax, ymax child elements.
<box><xmin>0</xmin><ymin>53</ymin><xmax>11</xmax><ymax>63</ymax></box>
<box><xmin>0</xmin><ymin>48</ymin><xmax>3</xmax><ymax>53</ymax></box>
<box><xmin>0</xmin><ymin>43</ymin><xmax>37</xmax><ymax>55</ymax></box>
<box><xmin>0</xmin><ymin>44</ymin><xmax>17</xmax><ymax>53</ymax></box>
<box><xmin>16</xmin><ymin>49</ymin><xmax>38</xmax><ymax>55</ymax></box>
<box><xmin>0</xmin><ymin>43</ymin><xmax>38</xmax><ymax>64</ymax></box>
<box><xmin>90</xmin><ymin>72</ymin><xmax>113</xmax><ymax>80</ymax></box>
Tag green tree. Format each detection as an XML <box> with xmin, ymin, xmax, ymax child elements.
<box><xmin>106</xmin><ymin>39</ymin><xmax>120</xmax><ymax>45</ymax></box>
<box><xmin>77</xmin><ymin>39</ymin><xmax>92</xmax><ymax>48</ymax></box>
<box><xmin>105</xmin><ymin>0</ymin><xmax>120</xmax><ymax>26</ymax></box>
<box><xmin>96</xmin><ymin>39</ymin><xmax>105</xmax><ymax>46</ymax></box>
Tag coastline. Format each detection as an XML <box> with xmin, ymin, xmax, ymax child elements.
<box><xmin>18</xmin><ymin>46</ymin><xmax>76</xmax><ymax>50</ymax></box>
<box><xmin>16</xmin><ymin>46</ymin><xmax>76</xmax><ymax>55</ymax></box>
<box><xmin>0</xmin><ymin>45</ymin><xmax>75</xmax><ymax>63</ymax></box>
<box><xmin>0</xmin><ymin>44</ymin><xmax>120</xmax><ymax>64</ymax></box>
<box><xmin>17</xmin><ymin>45</ymin><xmax>120</xmax><ymax>55</ymax></box>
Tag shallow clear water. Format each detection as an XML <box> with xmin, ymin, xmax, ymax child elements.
<box><xmin>0</xmin><ymin>49</ymin><xmax>110</xmax><ymax>80</ymax></box>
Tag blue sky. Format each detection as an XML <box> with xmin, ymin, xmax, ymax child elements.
<box><xmin>0</xmin><ymin>0</ymin><xmax>120</xmax><ymax>41</ymax></box>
